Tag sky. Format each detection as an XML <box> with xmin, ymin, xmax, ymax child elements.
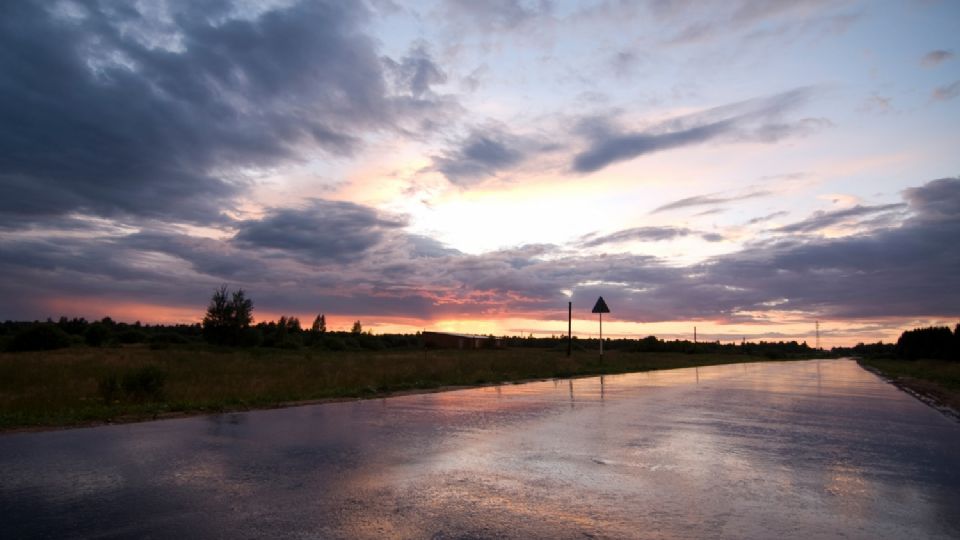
<box><xmin>1</xmin><ymin>0</ymin><xmax>959</xmax><ymax>347</ymax></box>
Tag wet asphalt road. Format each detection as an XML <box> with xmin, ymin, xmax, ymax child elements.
<box><xmin>2</xmin><ymin>359</ymin><xmax>959</xmax><ymax>539</ymax></box>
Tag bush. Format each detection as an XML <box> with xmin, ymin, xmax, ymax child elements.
<box><xmin>117</xmin><ymin>330</ymin><xmax>147</xmax><ymax>344</ymax></box>
<box><xmin>238</xmin><ymin>328</ymin><xmax>263</xmax><ymax>347</ymax></box>
<box><xmin>98</xmin><ymin>365</ymin><xmax>167</xmax><ymax>403</ymax></box>
<box><xmin>98</xmin><ymin>373</ymin><xmax>121</xmax><ymax>403</ymax></box>
<box><xmin>85</xmin><ymin>323</ymin><xmax>111</xmax><ymax>347</ymax></box>
<box><xmin>121</xmin><ymin>365</ymin><xmax>167</xmax><ymax>402</ymax></box>
<box><xmin>275</xmin><ymin>338</ymin><xmax>302</xmax><ymax>350</ymax></box>
<box><xmin>322</xmin><ymin>335</ymin><xmax>346</xmax><ymax>351</ymax></box>
<box><xmin>358</xmin><ymin>334</ymin><xmax>386</xmax><ymax>350</ymax></box>
<box><xmin>7</xmin><ymin>324</ymin><xmax>72</xmax><ymax>352</ymax></box>
<box><xmin>148</xmin><ymin>333</ymin><xmax>188</xmax><ymax>350</ymax></box>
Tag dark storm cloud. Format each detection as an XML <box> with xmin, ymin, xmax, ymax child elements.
<box><xmin>0</xmin><ymin>1</ymin><xmax>429</xmax><ymax>226</ymax></box>
<box><xmin>233</xmin><ymin>200</ymin><xmax>407</xmax><ymax>262</ymax></box>
<box><xmin>572</xmin><ymin>88</ymin><xmax>822</xmax><ymax>173</ymax></box>
<box><xmin>652</xmin><ymin>189</ymin><xmax>771</xmax><ymax>213</ymax></box>
<box><xmin>775</xmin><ymin>203</ymin><xmax>906</xmax><ymax>234</ymax></box>
<box><xmin>921</xmin><ymin>49</ymin><xmax>954</xmax><ymax>67</ymax></box>
<box><xmin>433</xmin><ymin>128</ymin><xmax>526</xmax><ymax>185</ymax></box>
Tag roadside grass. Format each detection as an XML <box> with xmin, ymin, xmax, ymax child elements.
<box><xmin>1</xmin><ymin>345</ymin><xmax>793</xmax><ymax>431</ymax></box>
<box><xmin>858</xmin><ymin>357</ymin><xmax>960</xmax><ymax>412</ymax></box>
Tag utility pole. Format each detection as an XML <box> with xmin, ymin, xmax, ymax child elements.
<box><xmin>816</xmin><ymin>320</ymin><xmax>820</xmax><ymax>350</ymax></box>
<box><xmin>694</xmin><ymin>326</ymin><xmax>697</xmax><ymax>344</ymax></box>
<box><xmin>567</xmin><ymin>301</ymin><xmax>572</xmax><ymax>357</ymax></box>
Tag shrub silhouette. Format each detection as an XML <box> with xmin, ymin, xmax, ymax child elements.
<box><xmin>121</xmin><ymin>365</ymin><xmax>167</xmax><ymax>402</ymax></box>
<box><xmin>322</xmin><ymin>334</ymin><xmax>347</xmax><ymax>351</ymax></box>
<box><xmin>148</xmin><ymin>333</ymin><xmax>189</xmax><ymax>350</ymax></box>
<box><xmin>85</xmin><ymin>322</ymin><xmax>111</xmax><ymax>347</ymax></box>
<box><xmin>98</xmin><ymin>365</ymin><xmax>167</xmax><ymax>403</ymax></box>
<box><xmin>8</xmin><ymin>324</ymin><xmax>71</xmax><ymax>352</ymax></box>
<box><xmin>117</xmin><ymin>329</ymin><xmax>147</xmax><ymax>344</ymax></box>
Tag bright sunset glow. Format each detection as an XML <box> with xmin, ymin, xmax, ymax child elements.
<box><xmin>1</xmin><ymin>1</ymin><xmax>958</xmax><ymax>346</ymax></box>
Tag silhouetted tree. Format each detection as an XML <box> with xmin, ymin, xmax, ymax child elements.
<box><xmin>231</xmin><ymin>289</ymin><xmax>253</xmax><ymax>329</ymax></box>
<box><xmin>57</xmin><ymin>316</ymin><xmax>88</xmax><ymax>335</ymax></box>
<box><xmin>202</xmin><ymin>285</ymin><xmax>254</xmax><ymax>345</ymax></box>
<box><xmin>311</xmin><ymin>314</ymin><xmax>326</xmax><ymax>334</ymax></box>
<box><xmin>896</xmin><ymin>326</ymin><xmax>954</xmax><ymax>360</ymax></box>
<box><xmin>351</xmin><ymin>320</ymin><xmax>362</xmax><ymax>334</ymax></box>
<box><xmin>955</xmin><ymin>324</ymin><xmax>960</xmax><ymax>358</ymax></box>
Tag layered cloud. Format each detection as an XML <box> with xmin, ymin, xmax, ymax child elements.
<box><xmin>2</xmin><ymin>178</ymin><xmax>957</xmax><ymax>327</ymax></box>
<box><xmin>1</xmin><ymin>0</ymin><xmax>957</xmax><ymax>343</ymax></box>
<box><xmin>233</xmin><ymin>200</ymin><xmax>407</xmax><ymax>263</ymax></box>
<box><xmin>572</xmin><ymin>88</ymin><xmax>827</xmax><ymax>173</ymax></box>
<box><xmin>579</xmin><ymin>226</ymin><xmax>724</xmax><ymax>247</ymax></box>
<box><xmin>774</xmin><ymin>203</ymin><xmax>906</xmax><ymax>234</ymax></box>
<box><xmin>653</xmin><ymin>189</ymin><xmax>772</xmax><ymax>213</ymax></box>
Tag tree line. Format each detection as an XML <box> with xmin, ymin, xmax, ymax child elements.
<box><xmin>0</xmin><ymin>287</ymin><xmax>414</xmax><ymax>352</ymax></box>
<box><xmin>894</xmin><ymin>325</ymin><xmax>960</xmax><ymax>360</ymax></box>
<box><xmin>829</xmin><ymin>324</ymin><xmax>960</xmax><ymax>361</ymax></box>
<box><xmin>2</xmin><ymin>286</ymin><xmax>955</xmax><ymax>360</ymax></box>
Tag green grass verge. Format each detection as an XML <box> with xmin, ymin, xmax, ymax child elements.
<box><xmin>858</xmin><ymin>357</ymin><xmax>960</xmax><ymax>412</ymax></box>
<box><xmin>1</xmin><ymin>346</ymin><xmax>799</xmax><ymax>431</ymax></box>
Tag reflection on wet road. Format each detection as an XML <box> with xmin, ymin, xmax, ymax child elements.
<box><xmin>2</xmin><ymin>359</ymin><xmax>959</xmax><ymax>539</ymax></box>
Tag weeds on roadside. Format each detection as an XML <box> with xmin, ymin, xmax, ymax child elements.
<box><xmin>98</xmin><ymin>365</ymin><xmax>167</xmax><ymax>403</ymax></box>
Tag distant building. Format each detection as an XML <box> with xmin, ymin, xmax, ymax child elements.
<box><xmin>422</xmin><ymin>331</ymin><xmax>502</xmax><ymax>349</ymax></box>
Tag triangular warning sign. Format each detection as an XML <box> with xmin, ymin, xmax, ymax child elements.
<box><xmin>591</xmin><ymin>296</ymin><xmax>610</xmax><ymax>313</ymax></box>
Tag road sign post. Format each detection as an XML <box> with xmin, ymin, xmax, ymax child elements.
<box><xmin>591</xmin><ymin>296</ymin><xmax>610</xmax><ymax>359</ymax></box>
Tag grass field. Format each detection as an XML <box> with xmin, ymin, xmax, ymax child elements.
<box><xmin>858</xmin><ymin>357</ymin><xmax>960</xmax><ymax>413</ymax></box>
<box><xmin>0</xmin><ymin>345</ymin><xmax>806</xmax><ymax>431</ymax></box>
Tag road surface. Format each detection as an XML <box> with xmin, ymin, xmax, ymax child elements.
<box><xmin>2</xmin><ymin>359</ymin><xmax>958</xmax><ymax>539</ymax></box>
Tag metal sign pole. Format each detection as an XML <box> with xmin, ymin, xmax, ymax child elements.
<box><xmin>591</xmin><ymin>296</ymin><xmax>610</xmax><ymax>361</ymax></box>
